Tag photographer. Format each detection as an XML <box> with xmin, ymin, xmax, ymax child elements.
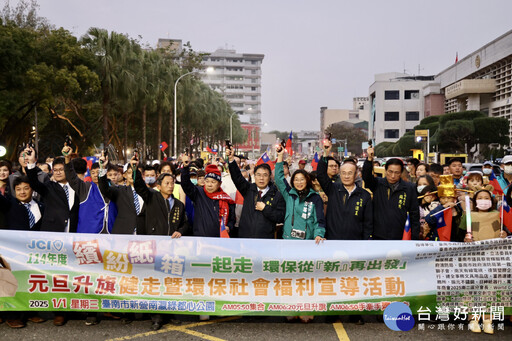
<box><xmin>226</xmin><ymin>143</ymin><xmax>285</xmax><ymax>239</ymax></box>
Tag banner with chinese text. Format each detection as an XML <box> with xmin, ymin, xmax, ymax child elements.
<box><xmin>0</xmin><ymin>231</ymin><xmax>511</xmax><ymax>315</ymax></box>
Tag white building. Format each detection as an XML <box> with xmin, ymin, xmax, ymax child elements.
<box><xmin>200</xmin><ymin>48</ymin><xmax>264</xmax><ymax>125</ymax></box>
<box><xmin>433</xmin><ymin>30</ymin><xmax>512</xmax><ymax>142</ymax></box>
<box><xmin>320</xmin><ymin>97</ymin><xmax>370</xmax><ymax>132</ymax></box>
<box><xmin>369</xmin><ymin>73</ymin><xmax>434</xmax><ymax>144</ymax></box>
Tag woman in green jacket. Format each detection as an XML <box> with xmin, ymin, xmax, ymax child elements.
<box><xmin>275</xmin><ymin>147</ymin><xmax>326</xmax><ymax>243</ymax></box>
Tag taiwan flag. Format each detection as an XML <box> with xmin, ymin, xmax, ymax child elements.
<box><xmin>256</xmin><ymin>152</ymin><xmax>275</xmax><ymax>170</ymax></box>
<box><xmin>402</xmin><ymin>213</ymin><xmax>411</xmax><ymax>240</ymax></box>
<box><xmin>311</xmin><ymin>152</ymin><xmax>320</xmax><ymax>171</ymax></box>
<box><xmin>220</xmin><ymin>218</ymin><xmax>230</xmax><ymax>238</ymax></box>
<box><xmin>159</xmin><ymin>141</ymin><xmax>168</xmax><ymax>151</ymax></box>
<box><xmin>435</xmin><ymin>208</ymin><xmax>453</xmax><ymax>241</ymax></box>
<box><xmin>489</xmin><ymin>171</ymin><xmax>504</xmax><ymax>196</ymax></box>
<box><xmin>285</xmin><ymin>131</ymin><xmax>293</xmax><ymax>156</ymax></box>
<box><xmin>207</xmin><ymin>146</ymin><xmax>218</xmax><ymax>155</ymax></box>
<box><xmin>82</xmin><ymin>156</ymin><xmax>98</xmax><ymax>182</ymax></box>
<box><xmin>502</xmin><ymin>197</ymin><xmax>512</xmax><ymax>230</ymax></box>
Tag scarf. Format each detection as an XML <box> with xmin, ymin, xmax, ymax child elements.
<box><xmin>204</xmin><ymin>189</ymin><xmax>235</xmax><ymax>238</ymax></box>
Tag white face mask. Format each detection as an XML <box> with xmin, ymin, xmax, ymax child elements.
<box><xmin>483</xmin><ymin>168</ymin><xmax>492</xmax><ymax>175</ymax></box>
<box><xmin>505</xmin><ymin>165</ymin><xmax>512</xmax><ymax>174</ymax></box>
<box><xmin>417</xmin><ymin>185</ymin><xmax>426</xmax><ymax>194</ymax></box>
<box><xmin>476</xmin><ymin>199</ymin><xmax>492</xmax><ymax>211</ymax></box>
<box><xmin>406</xmin><ymin>166</ymin><xmax>411</xmax><ymax>173</ymax></box>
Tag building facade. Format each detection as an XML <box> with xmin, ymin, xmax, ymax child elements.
<box><xmin>432</xmin><ymin>30</ymin><xmax>512</xmax><ymax>142</ymax></box>
<box><xmin>369</xmin><ymin>73</ymin><xmax>434</xmax><ymax>144</ymax></box>
<box><xmin>320</xmin><ymin>97</ymin><xmax>370</xmax><ymax>132</ymax></box>
<box><xmin>200</xmin><ymin>48</ymin><xmax>264</xmax><ymax>126</ymax></box>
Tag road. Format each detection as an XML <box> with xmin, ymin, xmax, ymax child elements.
<box><xmin>1</xmin><ymin>314</ymin><xmax>511</xmax><ymax>340</ymax></box>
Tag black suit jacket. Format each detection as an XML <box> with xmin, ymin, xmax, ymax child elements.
<box><xmin>133</xmin><ymin>170</ymin><xmax>188</xmax><ymax>236</ymax></box>
<box><xmin>98</xmin><ymin>174</ymin><xmax>145</xmax><ymax>234</ymax></box>
<box><xmin>0</xmin><ymin>193</ymin><xmax>44</xmax><ymax>231</ymax></box>
<box><xmin>27</xmin><ymin>166</ymin><xmax>79</xmax><ymax>232</ymax></box>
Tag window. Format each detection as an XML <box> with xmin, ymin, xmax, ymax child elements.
<box><xmin>251</xmin><ymin>60</ymin><xmax>257</xmax><ymax>65</ymax></box>
<box><xmin>384</xmin><ymin>112</ymin><xmax>399</xmax><ymax>121</ymax></box>
<box><xmin>251</xmin><ymin>87</ymin><xmax>257</xmax><ymax>91</ymax></box>
<box><xmin>384</xmin><ymin>129</ymin><xmax>399</xmax><ymax>139</ymax></box>
<box><xmin>251</xmin><ymin>96</ymin><xmax>257</xmax><ymax>100</ymax></box>
<box><xmin>251</xmin><ymin>70</ymin><xmax>256</xmax><ymax>74</ymax></box>
<box><xmin>405</xmin><ymin>90</ymin><xmax>420</xmax><ymax>99</ymax></box>
<box><xmin>406</xmin><ymin>111</ymin><xmax>419</xmax><ymax>121</ymax></box>
<box><xmin>251</xmin><ymin>79</ymin><xmax>256</xmax><ymax>83</ymax></box>
<box><xmin>384</xmin><ymin>90</ymin><xmax>399</xmax><ymax>100</ymax></box>
<box><xmin>349</xmin><ymin>113</ymin><xmax>359</xmax><ymax>119</ymax></box>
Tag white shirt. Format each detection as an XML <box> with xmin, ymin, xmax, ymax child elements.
<box><xmin>59</xmin><ymin>182</ymin><xmax>74</xmax><ymax>233</ymax></box>
<box><xmin>130</xmin><ymin>185</ymin><xmax>145</xmax><ymax>212</ymax></box>
<box><xmin>257</xmin><ymin>186</ymin><xmax>270</xmax><ymax>198</ymax></box>
<box><xmin>25</xmin><ymin>199</ymin><xmax>42</xmax><ymax>225</ymax></box>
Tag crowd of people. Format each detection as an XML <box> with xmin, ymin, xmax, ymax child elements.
<box><xmin>0</xmin><ymin>139</ymin><xmax>511</xmax><ymax>333</ymax></box>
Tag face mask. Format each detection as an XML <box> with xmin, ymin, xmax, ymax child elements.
<box><xmin>406</xmin><ymin>166</ymin><xmax>411</xmax><ymax>173</ymax></box>
<box><xmin>462</xmin><ymin>170</ymin><xmax>467</xmax><ymax>175</ymax></box>
<box><xmin>482</xmin><ymin>168</ymin><xmax>492</xmax><ymax>175</ymax></box>
<box><xmin>476</xmin><ymin>199</ymin><xmax>492</xmax><ymax>211</ymax></box>
<box><xmin>145</xmin><ymin>176</ymin><xmax>156</xmax><ymax>185</ymax></box>
<box><xmin>505</xmin><ymin>165</ymin><xmax>512</xmax><ymax>174</ymax></box>
<box><xmin>191</xmin><ymin>179</ymin><xmax>198</xmax><ymax>185</ymax></box>
<box><xmin>417</xmin><ymin>185</ymin><xmax>426</xmax><ymax>194</ymax></box>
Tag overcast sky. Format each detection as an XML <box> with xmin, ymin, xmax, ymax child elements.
<box><xmin>23</xmin><ymin>0</ymin><xmax>512</xmax><ymax>132</ymax></box>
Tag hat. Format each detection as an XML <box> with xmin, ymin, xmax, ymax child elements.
<box><xmin>299</xmin><ymin>160</ymin><xmax>306</xmax><ymax>165</ymax></box>
<box><xmin>483</xmin><ymin>161</ymin><xmax>493</xmax><ymax>167</ymax></box>
<box><xmin>502</xmin><ymin>155</ymin><xmax>512</xmax><ymax>164</ymax></box>
<box><xmin>189</xmin><ymin>166</ymin><xmax>198</xmax><ymax>176</ymax></box>
<box><xmin>438</xmin><ymin>175</ymin><xmax>456</xmax><ymax>198</ymax></box>
<box><xmin>151</xmin><ymin>160</ymin><xmax>160</xmax><ymax>166</ymax></box>
<box><xmin>204</xmin><ymin>164</ymin><xmax>222</xmax><ymax>182</ymax></box>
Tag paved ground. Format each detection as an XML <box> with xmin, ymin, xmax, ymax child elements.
<box><xmin>0</xmin><ymin>314</ymin><xmax>511</xmax><ymax>340</ymax></box>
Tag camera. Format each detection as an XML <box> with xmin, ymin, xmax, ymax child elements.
<box><xmin>290</xmin><ymin>228</ymin><xmax>306</xmax><ymax>240</ymax></box>
<box><xmin>65</xmin><ymin>134</ymin><xmax>72</xmax><ymax>147</ymax></box>
<box><xmin>25</xmin><ymin>138</ymin><xmax>35</xmax><ymax>156</ymax></box>
<box><xmin>225</xmin><ymin>140</ymin><xmax>232</xmax><ymax>149</ymax></box>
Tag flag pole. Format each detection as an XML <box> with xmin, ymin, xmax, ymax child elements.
<box><xmin>501</xmin><ymin>194</ymin><xmax>504</xmax><ymax>233</ymax></box>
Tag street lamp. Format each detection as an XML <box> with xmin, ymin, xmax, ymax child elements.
<box><xmin>173</xmin><ymin>67</ymin><xmax>214</xmax><ymax>157</ymax></box>
<box><xmin>230</xmin><ymin>112</ymin><xmax>236</xmax><ymax>142</ymax></box>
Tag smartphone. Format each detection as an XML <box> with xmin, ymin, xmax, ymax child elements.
<box><xmin>133</xmin><ymin>148</ymin><xmax>139</xmax><ymax>161</ymax></box>
<box><xmin>65</xmin><ymin>135</ymin><xmax>72</xmax><ymax>146</ymax></box>
<box><xmin>225</xmin><ymin>140</ymin><xmax>232</xmax><ymax>149</ymax></box>
<box><xmin>368</xmin><ymin>139</ymin><xmax>373</xmax><ymax>147</ymax></box>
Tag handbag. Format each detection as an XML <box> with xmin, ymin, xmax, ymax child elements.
<box><xmin>0</xmin><ymin>255</ymin><xmax>18</xmax><ymax>297</ymax></box>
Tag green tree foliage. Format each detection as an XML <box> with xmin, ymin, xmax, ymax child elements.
<box><xmin>0</xmin><ymin>3</ymin><xmax>246</xmax><ymax>161</ymax></box>
<box><xmin>374</xmin><ymin>111</ymin><xmax>510</xmax><ymax>158</ymax></box>
<box><xmin>325</xmin><ymin>123</ymin><xmax>368</xmax><ymax>156</ymax></box>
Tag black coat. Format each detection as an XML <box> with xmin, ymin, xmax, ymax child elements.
<box><xmin>362</xmin><ymin>160</ymin><xmax>420</xmax><ymax>240</ymax></box>
<box><xmin>27</xmin><ymin>166</ymin><xmax>79</xmax><ymax>232</ymax></box>
<box><xmin>181</xmin><ymin>166</ymin><xmax>235</xmax><ymax>237</ymax></box>
<box><xmin>228</xmin><ymin>160</ymin><xmax>285</xmax><ymax>238</ymax></box>
<box><xmin>0</xmin><ymin>193</ymin><xmax>44</xmax><ymax>230</ymax></box>
<box><xmin>317</xmin><ymin>157</ymin><xmax>373</xmax><ymax>240</ymax></box>
<box><xmin>134</xmin><ymin>170</ymin><xmax>188</xmax><ymax>236</ymax></box>
<box><xmin>99</xmin><ymin>173</ymin><xmax>145</xmax><ymax>234</ymax></box>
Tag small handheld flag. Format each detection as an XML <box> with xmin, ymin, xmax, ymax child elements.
<box><xmin>159</xmin><ymin>141</ymin><xmax>168</xmax><ymax>151</ymax></box>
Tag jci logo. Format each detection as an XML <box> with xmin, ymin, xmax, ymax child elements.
<box><xmin>383</xmin><ymin>302</ymin><xmax>415</xmax><ymax>331</ymax></box>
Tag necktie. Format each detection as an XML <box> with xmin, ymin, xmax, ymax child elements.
<box><xmin>63</xmin><ymin>184</ymin><xmax>69</xmax><ymax>202</ymax></box>
<box><xmin>24</xmin><ymin>203</ymin><xmax>35</xmax><ymax>228</ymax></box>
<box><xmin>133</xmin><ymin>188</ymin><xmax>140</xmax><ymax>215</ymax></box>
<box><xmin>258</xmin><ymin>190</ymin><xmax>263</xmax><ymax>201</ymax></box>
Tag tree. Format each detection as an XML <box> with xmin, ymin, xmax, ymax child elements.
<box><xmin>325</xmin><ymin>123</ymin><xmax>368</xmax><ymax>156</ymax></box>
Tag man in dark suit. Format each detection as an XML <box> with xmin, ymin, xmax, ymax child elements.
<box><xmin>25</xmin><ymin>149</ymin><xmax>79</xmax><ymax>234</ymax></box>
<box><xmin>24</xmin><ymin>147</ymin><xmax>78</xmax><ymax>326</ymax></box>
<box><xmin>8</xmin><ymin>147</ymin><xmax>49</xmax><ymax>200</ymax></box>
<box><xmin>0</xmin><ymin>175</ymin><xmax>46</xmax><ymax>328</ymax></box>
<box><xmin>225</xmin><ymin>146</ymin><xmax>285</xmax><ymax>238</ymax></box>
<box><xmin>98</xmin><ymin>155</ymin><xmax>144</xmax><ymax>235</ymax></box>
<box><xmin>132</xmin><ymin>156</ymin><xmax>187</xmax><ymax>330</ymax></box>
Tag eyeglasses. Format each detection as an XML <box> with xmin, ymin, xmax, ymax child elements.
<box><xmin>386</xmin><ymin>170</ymin><xmax>401</xmax><ymax>176</ymax></box>
<box><xmin>254</xmin><ymin>173</ymin><xmax>269</xmax><ymax>178</ymax></box>
<box><xmin>53</xmin><ymin>168</ymin><xmax>65</xmax><ymax>173</ymax></box>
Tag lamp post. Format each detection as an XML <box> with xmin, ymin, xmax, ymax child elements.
<box><xmin>173</xmin><ymin>67</ymin><xmax>214</xmax><ymax>157</ymax></box>
<box><xmin>230</xmin><ymin>112</ymin><xmax>236</xmax><ymax>142</ymax></box>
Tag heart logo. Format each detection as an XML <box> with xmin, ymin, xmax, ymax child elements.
<box><xmin>53</xmin><ymin>240</ymin><xmax>63</xmax><ymax>252</ymax></box>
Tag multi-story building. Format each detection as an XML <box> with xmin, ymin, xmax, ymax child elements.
<box><xmin>430</xmin><ymin>29</ymin><xmax>512</xmax><ymax>142</ymax></box>
<box><xmin>200</xmin><ymin>48</ymin><xmax>264</xmax><ymax>126</ymax></box>
<box><xmin>369</xmin><ymin>73</ymin><xmax>434</xmax><ymax>144</ymax></box>
<box><xmin>320</xmin><ymin>97</ymin><xmax>370</xmax><ymax>132</ymax></box>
